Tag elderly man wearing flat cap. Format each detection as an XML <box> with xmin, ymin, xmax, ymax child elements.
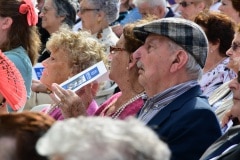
<box><xmin>133</xmin><ymin>18</ymin><xmax>222</xmax><ymax>160</ymax></box>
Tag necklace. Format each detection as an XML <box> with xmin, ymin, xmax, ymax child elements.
<box><xmin>111</xmin><ymin>92</ymin><xmax>144</xmax><ymax>119</ymax></box>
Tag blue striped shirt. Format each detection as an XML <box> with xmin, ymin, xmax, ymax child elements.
<box><xmin>138</xmin><ymin>80</ymin><xmax>199</xmax><ymax>124</ymax></box>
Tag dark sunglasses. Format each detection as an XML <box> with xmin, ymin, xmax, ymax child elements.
<box><xmin>110</xmin><ymin>46</ymin><xmax>126</xmax><ymax>54</ymax></box>
<box><xmin>230</xmin><ymin>42</ymin><xmax>240</xmax><ymax>52</ymax></box>
<box><xmin>179</xmin><ymin>1</ymin><xmax>194</xmax><ymax>7</ymax></box>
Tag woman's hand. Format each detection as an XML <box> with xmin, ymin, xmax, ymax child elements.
<box><xmin>50</xmin><ymin>82</ymin><xmax>98</xmax><ymax>118</ymax></box>
<box><xmin>31</xmin><ymin>79</ymin><xmax>49</xmax><ymax>93</ymax></box>
<box><xmin>221</xmin><ymin>109</ymin><xmax>233</xmax><ymax>127</ymax></box>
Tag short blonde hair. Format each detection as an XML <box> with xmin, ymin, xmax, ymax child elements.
<box><xmin>47</xmin><ymin>28</ymin><xmax>107</xmax><ymax>75</ymax></box>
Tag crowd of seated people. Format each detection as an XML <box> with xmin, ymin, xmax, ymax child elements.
<box><xmin>2</xmin><ymin>0</ymin><xmax>240</xmax><ymax>159</ymax></box>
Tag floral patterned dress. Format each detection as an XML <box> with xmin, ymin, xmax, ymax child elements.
<box><xmin>199</xmin><ymin>58</ymin><xmax>236</xmax><ymax>97</ymax></box>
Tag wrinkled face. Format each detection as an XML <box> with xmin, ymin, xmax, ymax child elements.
<box><xmin>229</xmin><ymin>77</ymin><xmax>240</xmax><ymax>121</ymax></box>
<box><xmin>178</xmin><ymin>0</ymin><xmax>205</xmax><ymax>21</ymax></box>
<box><xmin>219</xmin><ymin>0</ymin><xmax>240</xmax><ymax>23</ymax></box>
<box><xmin>78</xmin><ymin>0</ymin><xmax>99</xmax><ymax>33</ymax></box>
<box><xmin>40</xmin><ymin>49</ymin><xmax>71</xmax><ymax>89</ymax></box>
<box><xmin>226</xmin><ymin>33</ymin><xmax>240</xmax><ymax>73</ymax></box>
<box><xmin>133</xmin><ymin>35</ymin><xmax>175</xmax><ymax>96</ymax></box>
<box><xmin>108</xmin><ymin>35</ymin><xmax>130</xmax><ymax>81</ymax></box>
<box><xmin>39</xmin><ymin>0</ymin><xmax>64</xmax><ymax>33</ymax></box>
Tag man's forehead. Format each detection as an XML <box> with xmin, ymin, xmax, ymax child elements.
<box><xmin>145</xmin><ymin>34</ymin><xmax>171</xmax><ymax>43</ymax></box>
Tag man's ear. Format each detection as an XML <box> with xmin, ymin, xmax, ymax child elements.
<box><xmin>1</xmin><ymin>17</ymin><xmax>13</xmax><ymax>30</ymax></box>
<box><xmin>170</xmin><ymin>50</ymin><xmax>188</xmax><ymax>73</ymax></box>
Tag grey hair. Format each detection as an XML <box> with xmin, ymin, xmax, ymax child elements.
<box><xmin>133</xmin><ymin>0</ymin><xmax>167</xmax><ymax>8</ymax></box>
<box><xmin>36</xmin><ymin>117</ymin><xmax>171</xmax><ymax>160</ymax></box>
<box><xmin>88</xmin><ymin>0</ymin><xmax>120</xmax><ymax>24</ymax></box>
<box><xmin>168</xmin><ymin>41</ymin><xmax>203</xmax><ymax>80</ymax></box>
<box><xmin>52</xmin><ymin>0</ymin><xmax>77</xmax><ymax>28</ymax></box>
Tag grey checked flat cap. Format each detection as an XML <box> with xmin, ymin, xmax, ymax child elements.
<box><xmin>133</xmin><ymin>18</ymin><xmax>208</xmax><ymax>68</ymax></box>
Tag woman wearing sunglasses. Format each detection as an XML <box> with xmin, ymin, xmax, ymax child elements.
<box><xmin>178</xmin><ymin>0</ymin><xmax>213</xmax><ymax>20</ymax></box>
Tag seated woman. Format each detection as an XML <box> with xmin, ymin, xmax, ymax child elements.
<box><xmin>26</xmin><ymin>0</ymin><xmax>78</xmax><ymax>110</ymax></box>
<box><xmin>50</xmin><ymin>19</ymin><xmax>152</xmax><ymax>119</ymax></box>
<box><xmin>78</xmin><ymin>0</ymin><xmax>120</xmax><ymax>105</ymax></box>
<box><xmin>195</xmin><ymin>11</ymin><xmax>236</xmax><ymax>98</ymax></box>
<box><xmin>209</xmin><ymin>23</ymin><xmax>240</xmax><ymax>122</ymax></box>
<box><xmin>37</xmin><ymin>27</ymin><xmax>106</xmax><ymax>120</ymax></box>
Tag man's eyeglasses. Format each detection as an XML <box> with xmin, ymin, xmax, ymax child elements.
<box><xmin>230</xmin><ymin>42</ymin><xmax>240</xmax><ymax>52</ymax></box>
<box><xmin>78</xmin><ymin>8</ymin><xmax>100</xmax><ymax>14</ymax></box>
<box><xmin>179</xmin><ymin>1</ymin><xmax>194</xmax><ymax>7</ymax></box>
<box><xmin>110</xmin><ymin>46</ymin><xmax>126</xmax><ymax>54</ymax></box>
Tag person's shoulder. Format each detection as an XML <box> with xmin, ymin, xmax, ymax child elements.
<box><xmin>4</xmin><ymin>46</ymin><xmax>29</xmax><ymax>61</ymax></box>
<box><xmin>4</xmin><ymin>46</ymin><xmax>27</xmax><ymax>55</ymax></box>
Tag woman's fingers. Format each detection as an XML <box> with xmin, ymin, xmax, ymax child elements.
<box><xmin>221</xmin><ymin>109</ymin><xmax>233</xmax><ymax>127</ymax></box>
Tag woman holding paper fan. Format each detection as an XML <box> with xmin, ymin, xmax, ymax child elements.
<box><xmin>36</xmin><ymin>28</ymin><xmax>106</xmax><ymax>120</ymax></box>
<box><xmin>51</xmin><ymin>20</ymin><xmax>150</xmax><ymax>119</ymax></box>
<box><xmin>0</xmin><ymin>0</ymin><xmax>41</xmax><ymax>111</ymax></box>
